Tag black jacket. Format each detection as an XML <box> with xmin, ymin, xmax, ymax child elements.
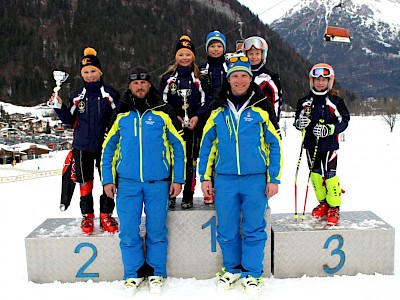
<box><xmin>295</xmin><ymin>92</ymin><xmax>350</xmax><ymax>152</ymax></box>
<box><xmin>159</xmin><ymin>66</ymin><xmax>207</xmax><ymax>123</ymax></box>
<box><xmin>55</xmin><ymin>80</ymin><xmax>119</xmax><ymax>152</ymax></box>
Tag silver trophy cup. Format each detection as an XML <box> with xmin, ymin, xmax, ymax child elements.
<box><xmin>177</xmin><ymin>89</ymin><xmax>191</xmax><ymax>128</ymax></box>
<box><xmin>47</xmin><ymin>70</ymin><xmax>69</xmax><ymax>109</ymax></box>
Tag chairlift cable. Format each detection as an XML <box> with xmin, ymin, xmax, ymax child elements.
<box><xmin>148</xmin><ymin>0</ymin><xmax>294</xmax><ymax>78</ymax></box>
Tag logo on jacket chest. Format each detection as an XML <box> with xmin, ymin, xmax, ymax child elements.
<box><xmin>145</xmin><ymin>115</ymin><xmax>155</xmax><ymax>125</ymax></box>
<box><xmin>78</xmin><ymin>101</ymin><xmax>85</xmax><ymax>113</ymax></box>
<box><xmin>170</xmin><ymin>82</ymin><xmax>177</xmax><ymax>94</ymax></box>
<box><xmin>243</xmin><ymin>111</ymin><xmax>253</xmax><ymax>122</ymax></box>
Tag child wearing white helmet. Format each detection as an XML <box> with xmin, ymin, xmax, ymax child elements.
<box><xmin>294</xmin><ymin>63</ymin><xmax>350</xmax><ymax>226</ymax></box>
<box><xmin>243</xmin><ymin>36</ymin><xmax>283</xmax><ymax>123</ymax></box>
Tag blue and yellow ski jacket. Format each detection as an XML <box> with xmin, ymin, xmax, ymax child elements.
<box><xmin>101</xmin><ymin>95</ymin><xmax>186</xmax><ymax>185</ymax></box>
<box><xmin>199</xmin><ymin>82</ymin><xmax>283</xmax><ymax>183</ymax></box>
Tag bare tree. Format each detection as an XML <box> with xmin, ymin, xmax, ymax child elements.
<box><xmin>379</xmin><ymin>98</ymin><xmax>400</xmax><ymax>132</ymax></box>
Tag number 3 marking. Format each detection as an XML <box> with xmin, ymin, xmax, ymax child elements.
<box><xmin>323</xmin><ymin>234</ymin><xmax>345</xmax><ymax>274</ymax></box>
<box><xmin>75</xmin><ymin>243</ymin><xmax>99</xmax><ymax>278</ymax></box>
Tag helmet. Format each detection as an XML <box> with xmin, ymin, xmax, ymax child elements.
<box><xmin>309</xmin><ymin>63</ymin><xmax>335</xmax><ymax>95</ymax></box>
<box><xmin>243</xmin><ymin>36</ymin><xmax>268</xmax><ymax>66</ymax></box>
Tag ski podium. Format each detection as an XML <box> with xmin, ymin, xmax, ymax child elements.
<box><xmin>25</xmin><ymin>200</ymin><xmax>394</xmax><ymax>283</ymax></box>
<box><xmin>25</xmin><ymin>198</ymin><xmax>272</xmax><ymax>283</ymax></box>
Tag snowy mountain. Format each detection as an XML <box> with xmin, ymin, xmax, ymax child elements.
<box><xmin>269</xmin><ymin>0</ymin><xmax>400</xmax><ymax>99</ymax></box>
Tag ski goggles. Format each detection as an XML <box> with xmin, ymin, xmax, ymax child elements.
<box><xmin>129</xmin><ymin>73</ymin><xmax>150</xmax><ymax>82</ymax></box>
<box><xmin>310</xmin><ymin>67</ymin><xmax>333</xmax><ymax>78</ymax></box>
<box><xmin>243</xmin><ymin>38</ymin><xmax>265</xmax><ymax>50</ymax></box>
<box><xmin>228</xmin><ymin>56</ymin><xmax>249</xmax><ymax>63</ymax></box>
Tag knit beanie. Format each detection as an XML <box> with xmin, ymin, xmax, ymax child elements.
<box><xmin>205</xmin><ymin>31</ymin><xmax>226</xmax><ymax>53</ymax></box>
<box><xmin>80</xmin><ymin>47</ymin><xmax>103</xmax><ymax>76</ymax></box>
<box><xmin>226</xmin><ymin>56</ymin><xmax>253</xmax><ymax>78</ymax></box>
<box><xmin>175</xmin><ymin>35</ymin><xmax>196</xmax><ymax>59</ymax></box>
<box><xmin>128</xmin><ymin>66</ymin><xmax>151</xmax><ymax>84</ymax></box>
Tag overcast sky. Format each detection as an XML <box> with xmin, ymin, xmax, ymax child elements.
<box><xmin>237</xmin><ymin>0</ymin><xmax>300</xmax><ymax>24</ymax></box>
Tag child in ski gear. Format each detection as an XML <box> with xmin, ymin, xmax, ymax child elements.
<box><xmin>243</xmin><ymin>36</ymin><xmax>283</xmax><ymax>123</ymax></box>
<box><xmin>294</xmin><ymin>63</ymin><xmax>350</xmax><ymax>226</ymax></box>
<box><xmin>199</xmin><ymin>55</ymin><xmax>282</xmax><ymax>295</ymax></box>
<box><xmin>159</xmin><ymin>35</ymin><xmax>207</xmax><ymax>209</ymax></box>
<box><xmin>199</xmin><ymin>30</ymin><xmax>228</xmax><ymax>205</ymax></box>
<box><xmin>49</xmin><ymin>47</ymin><xmax>120</xmax><ymax>235</ymax></box>
<box><xmin>200</xmin><ymin>30</ymin><xmax>228</xmax><ymax>101</ymax></box>
<box><xmin>101</xmin><ymin>67</ymin><xmax>185</xmax><ymax>295</ymax></box>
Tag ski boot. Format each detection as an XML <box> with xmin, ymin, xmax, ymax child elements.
<box><xmin>124</xmin><ymin>277</ymin><xmax>144</xmax><ymax>296</ymax></box>
<box><xmin>311</xmin><ymin>201</ymin><xmax>329</xmax><ymax>219</ymax></box>
<box><xmin>216</xmin><ymin>268</ymin><xmax>241</xmax><ymax>292</ymax></box>
<box><xmin>81</xmin><ymin>213</ymin><xmax>94</xmax><ymax>235</ymax></box>
<box><xmin>181</xmin><ymin>190</ymin><xmax>194</xmax><ymax>209</ymax></box>
<box><xmin>148</xmin><ymin>276</ymin><xmax>164</xmax><ymax>294</ymax></box>
<box><xmin>169</xmin><ymin>197</ymin><xmax>176</xmax><ymax>209</ymax></box>
<box><xmin>181</xmin><ymin>199</ymin><xmax>193</xmax><ymax>209</ymax></box>
<box><xmin>327</xmin><ymin>206</ymin><xmax>340</xmax><ymax>226</ymax></box>
<box><xmin>100</xmin><ymin>213</ymin><xmax>119</xmax><ymax>233</ymax></box>
<box><xmin>204</xmin><ymin>188</ymin><xmax>215</xmax><ymax>205</ymax></box>
<box><xmin>241</xmin><ymin>275</ymin><xmax>262</xmax><ymax>296</ymax></box>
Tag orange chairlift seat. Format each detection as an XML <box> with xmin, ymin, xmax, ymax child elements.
<box><xmin>324</xmin><ymin>26</ymin><xmax>351</xmax><ymax>44</ymax></box>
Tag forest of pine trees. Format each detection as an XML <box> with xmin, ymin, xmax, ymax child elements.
<box><xmin>0</xmin><ymin>0</ymin><xmax>354</xmax><ymax>109</ymax></box>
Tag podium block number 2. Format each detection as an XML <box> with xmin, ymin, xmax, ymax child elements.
<box><xmin>323</xmin><ymin>234</ymin><xmax>345</xmax><ymax>275</ymax></box>
<box><xmin>74</xmin><ymin>243</ymin><xmax>100</xmax><ymax>278</ymax></box>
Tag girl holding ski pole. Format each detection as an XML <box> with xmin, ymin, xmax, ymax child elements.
<box><xmin>294</xmin><ymin>63</ymin><xmax>350</xmax><ymax>226</ymax></box>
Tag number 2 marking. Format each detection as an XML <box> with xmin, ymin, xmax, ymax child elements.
<box><xmin>74</xmin><ymin>243</ymin><xmax>99</xmax><ymax>278</ymax></box>
<box><xmin>202</xmin><ymin>216</ymin><xmax>217</xmax><ymax>252</ymax></box>
<box><xmin>323</xmin><ymin>234</ymin><xmax>345</xmax><ymax>274</ymax></box>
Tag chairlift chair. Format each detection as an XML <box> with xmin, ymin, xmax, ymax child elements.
<box><xmin>324</xmin><ymin>26</ymin><xmax>351</xmax><ymax>44</ymax></box>
<box><xmin>235</xmin><ymin>41</ymin><xmax>244</xmax><ymax>53</ymax></box>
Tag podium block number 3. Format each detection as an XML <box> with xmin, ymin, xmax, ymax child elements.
<box><xmin>323</xmin><ymin>234</ymin><xmax>345</xmax><ymax>274</ymax></box>
<box><xmin>75</xmin><ymin>243</ymin><xmax>100</xmax><ymax>278</ymax></box>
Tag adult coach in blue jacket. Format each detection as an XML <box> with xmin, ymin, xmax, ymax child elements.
<box><xmin>101</xmin><ymin>67</ymin><xmax>186</xmax><ymax>296</ymax></box>
<box><xmin>199</xmin><ymin>56</ymin><xmax>282</xmax><ymax>296</ymax></box>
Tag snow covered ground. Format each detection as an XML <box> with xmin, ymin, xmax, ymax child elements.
<box><xmin>0</xmin><ymin>116</ymin><xmax>399</xmax><ymax>299</ymax></box>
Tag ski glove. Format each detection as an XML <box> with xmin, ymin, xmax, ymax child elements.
<box><xmin>295</xmin><ymin>117</ymin><xmax>311</xmax><ymax>130</ymax></box>
<box><xmin>313</xmin><ymin>124</ymin><xmax>335</xmax><ymax>137</ymax></box>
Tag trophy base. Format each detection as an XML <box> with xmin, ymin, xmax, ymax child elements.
<box><xmin>47</xmin><ymin>100</ymin><xmax>62</xmax><ymax>109</ymax></box>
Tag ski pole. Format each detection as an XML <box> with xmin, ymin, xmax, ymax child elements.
<box><xmin>294</xmin><ymin>106</ymin><xmax>312</xmax><ymax>220</ymax></box>
<box><xmin>301</xmin><ymin>119</ymin><xmax>323</xmax><ymax>221</ymax></box>
<box><xmin>294</xmin><ymin>129</ymin><xmax>306</xmax><ymax>220</ymax></box>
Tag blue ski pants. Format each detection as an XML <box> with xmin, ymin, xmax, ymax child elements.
<box><xmin>116</xmin><ymin>178</ymin><xmax>169</xmax><ymax>279</ymax></box>
<box><xmin>214</xmin><ymin>173</ymin><xmax>268</xmax><ymax>278</ymax></box>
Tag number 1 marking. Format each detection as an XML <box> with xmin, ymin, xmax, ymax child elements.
<box><xmin>202</xmin><ymin>216</ymin><xmax>217</xmax><ymax>252</ymax></box>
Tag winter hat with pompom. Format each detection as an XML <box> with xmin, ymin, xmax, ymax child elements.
<box><xmin>205</xmin><ymin>31</ymin><xmax>226</xmax><ymax>53</ymax></box>
<box><xmin>80</xmin><ymin>47</ymin><xmax>103</xmax><ymax>76</ymax></box>
<box><xmin>175</xmin><ymin>35</ymin><xmax>196</xmax><ymax>59</ymax></box>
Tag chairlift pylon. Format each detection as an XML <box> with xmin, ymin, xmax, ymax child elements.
<box><xmin>236</xmin><ymin>21</ymin><xmax>244</xmax><ymax>52</ymax></box>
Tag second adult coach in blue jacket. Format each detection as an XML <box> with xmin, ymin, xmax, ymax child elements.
<box><xmin>199</xmin><ymin>56</ymin><xmax>282</xmax><ymax>296</ymax></box>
